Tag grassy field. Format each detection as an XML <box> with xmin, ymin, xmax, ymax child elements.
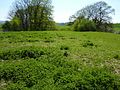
<box><xmin>113</xmin><ymin>23</ymin><xmax>120</xmax><ymax>31</ymax></box>
<box><xmin>0</xmin><ymin>31</ymin><xmax>120</xmax><ymax>90</ymax></box>
<box><xmin>56</xmin><ymin>24</ymin><xmax>71</xmax><ymax>31</ymax></box>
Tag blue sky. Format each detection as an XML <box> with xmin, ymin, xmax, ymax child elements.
<box><xmin>0</xmin><ymin>0</ymin><xmax>120</xmax><ymax>23</ymax></box>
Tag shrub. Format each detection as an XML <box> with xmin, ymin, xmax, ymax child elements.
<box><xmin>72</xmin><ymin>18</ymin><xmax>96</xmax><ymax>31</ymax></box>
<box><xmin>113</xmin><ymin>55</ymin><xmax>120</xmax><ymax>60</ymax></box>
<box><xmin>82</xmin><ymin>40</ymin><xmax>97</xmax><ymax>47</ymax></box>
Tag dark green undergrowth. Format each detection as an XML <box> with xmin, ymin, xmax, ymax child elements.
<box><xmin>0</xmin><ymin>31</ymin><xmax>120</xmax><ymax>90</ymax></box>
<box><xmin>1</xmin><ymin>58</ymin><xmax>120</xmax><ymax>90</ymax></box>
<box><xmin>0</xmin><ymin>47</ymin><xmax>55</xmax><ymax>60</ymax></box>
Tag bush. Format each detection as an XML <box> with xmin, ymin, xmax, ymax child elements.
<box><xmin>72</xmin><ymin>18</ymin><xmax>96</xmax><ymax>31</ymax></box>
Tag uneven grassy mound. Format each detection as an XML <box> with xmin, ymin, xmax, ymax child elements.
<box><xmin>0</xmin><ymin>31</ymin><xmax>120</xmax><ymax>90</ymax></box>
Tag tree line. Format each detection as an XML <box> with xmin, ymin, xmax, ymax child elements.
<box><xmin>2</xmin><ymin>0</ymin><xmax>115</xmax><ymax>32</ymax></box>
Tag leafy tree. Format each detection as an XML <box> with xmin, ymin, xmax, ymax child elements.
<box><xmin>11</xmin><ymin>17</ymin><xmax>21</xmax><ymax>31</ymax></box>
<box><xmin>2</xmin><ymin>21</ymin><xmax>11</xmax><ymax>31</ymax></box>
<box><xmin>70</xmin><ymin>1</ymin><xmax>115</xmax><ymax>32</ymax></box>
<box><xmin>2</xmin><ymin>17</ymin><xmax>21</xmax><ymax>31</ymax></box>
<box><xmin>7</xmin><ymin>0</ymin><xmax>55</xmax><ymax>31</ymax></box>
<box><xmin>73</xmin><ymin>17</ymin><xmax>96</xmax><ymax>31</ymax></box>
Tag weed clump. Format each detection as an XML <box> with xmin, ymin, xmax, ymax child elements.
<box><xmin>0</xmin><ymin>48</ymin><xmax>47</xmax><ymax>60</ymax></box>
<box><xmin>113</xmin><ymin>55</ymin><xmax>120</xmax><ymax>60</ymax></box>
<box><xmin>60</xmin><ymin>45</ymin><xmax>69</xmax><ymax>50</ymax></box>
<box><xmin>63</xmin><ymin>51</ymin><xmax>69</xmax><ymax>57</ymax></box>
<box><xmin>82</xmin><ymin>40</ymin><xmax>97</xmax><ymax>47</ymax></box>
<box><xmin>44</xmin><ymin>39</ymin><xmax>55</xmax><ymax>43</ymax></box>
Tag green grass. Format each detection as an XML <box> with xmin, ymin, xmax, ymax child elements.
<box><xmin>56</xmin><ymin>24</ymin><xmax>71</xmax><ymax>31</ymax></box>
<box><xmin>0</xmin><ymin>31</ymin><xmax>120</xmax><ymax>90</ymax></box>
<box><xmin>113</xmin><ymin>23</ymin><xmax>120</xmax><ymax>31</ymax></box>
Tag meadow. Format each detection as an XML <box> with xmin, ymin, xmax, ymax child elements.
<box><xmin>113</xmin><ymin>23</ymin><xmax>120</xmax><ymax>31</ymax></box>
<box><xmin>0</xmin><ymin>31</ymin><xmax>120</xmax><ymax>90</ymax></box>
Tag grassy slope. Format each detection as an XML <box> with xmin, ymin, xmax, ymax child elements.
<box><xmin>0</xmin><ymin>31</ymin><xmax>120</xmax><ymax>89</ymax></box>
<box><xmin>113</xmin><ymin>23</ymin><xmax>120</xmax><ymax>31</ymax></box>
<box><xmin>56</xmin><ymin>24</ymin><xmax>71</xmax><ymax>31</ymax></box>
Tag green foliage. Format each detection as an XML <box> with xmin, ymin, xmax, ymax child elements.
<box><xmin>2</xmin><ymin>18</ymin><xmax>21</xmax><ymax>31</ymax></box>
<box><xmin>0</xmin><ymin>31</ymin><xmax>120</xmax><ymax>90</ymax></box>
<box><xmin>60</xmin><ymin>45</ymin><xmax>69</xmax><ymax>50</ymax></box>
<box><xmin>0</xmin><ymin>24</ymin><xmax>3</xmax><ymax>31</ymax></box>
<box><xmin>113</xmin><ymin>55</ymin><xmax>120</xmax><ymax>60</ymax></box>
<box><xmin>113</xmin><ymin>23</ymin><xmax>120</xmax><ymax>34</ymax></box>
<box><xmin>2</xmin><ymin>21</ymin><xmax>11</xmax><ymax>31</ymax></box>
<box><xmin>73</xmin><ymin>18</ymin><xmax>96</xmax><ymax>31</ymax></box>
<box><xmin>70</xmin><ymin>1</ymin><xmax>114</xmax><ymax>32</ymax></box>
<box><xmin>56</xmin><ymin>24</ymin><xmax>71</xmax><ymax>31</ymax></box>
<box><xmin>1</xmin><ymin>60</ymin><xmax>120</xmax><ymax>90</ymax></box>
<box><xmin>0</xmin><ymin>48</ymin><xmax>46</xmax><ymax>60</ymax></box>
<box><xmin>4</xmin><ymin>0</ymin><xmax>55</xmax><ymax>31</ymax></box>
<box><xmin>82</xmin><ymin>40</ymin><xmax>97</xmax><ymax>47</ymax></box>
